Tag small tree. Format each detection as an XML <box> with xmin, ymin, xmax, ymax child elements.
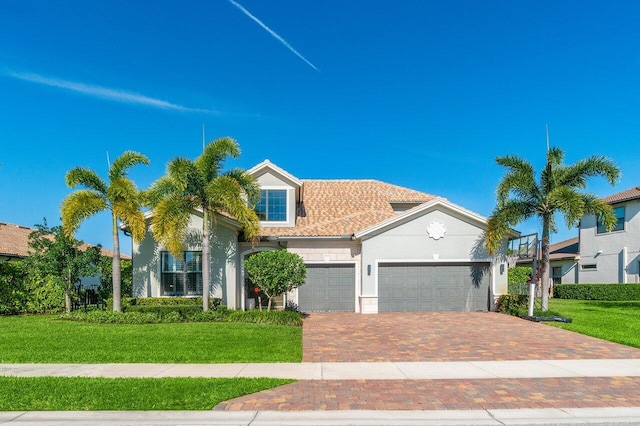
<box><xmin>97</xmin><ymin>256</ymin><xmax>133</xmax><ymax>301</ymax></box>
<box><xmin>24</xmin><ymin>221</ymin><xmax>102</xmax><ymax>313</ymax></box>
<box><xmin>244</xmin><ymin>250</ymin><xmax>306</xmax><ymax>311</ymax></box>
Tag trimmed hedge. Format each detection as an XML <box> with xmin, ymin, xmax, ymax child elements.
<box><xmin>553</xmin><ymin>284</ymin><xmax>640</xmax><ymax>301</ymax></box>
<box><xmin>227</xmin><ymin>310</ymin><xmax>303</xmax><ymax>326</ymax></box>
<box><xmin>105</xmin><ymin>297</ymin><xmax>222</xmax><ymax>310</ymax></box>
<box><xmin>126</xmin><ymin>305</ymin><xmax>203</xmax><ymax>318</ymax></box>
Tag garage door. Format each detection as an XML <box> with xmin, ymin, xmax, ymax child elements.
<box><xmin>378</xmin><ymin>263</ymin><xmax>490</xmax><ymax>312</ymax></box>
<box><xmin>298</xmin><ymin>264</ymin><xmax>355</xmax><ymax>312</ymax></box>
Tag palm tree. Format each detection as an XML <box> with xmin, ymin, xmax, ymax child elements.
<box><xmin>145</xmin><ymin>137</ymin><xmax>261</xmax><ymax>311</ymax></box>
<box><xmin>485</xmin><ymin>146</ymin><xmax>620</xmax><ymax>310</ymax></box>
<box><xmin>61</xmin><ymin>151</ymin><xmax>149</xmax><ymax>312</ymax></box>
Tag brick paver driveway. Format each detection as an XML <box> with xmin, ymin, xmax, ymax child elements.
<box><xmin>215</xmin><ymin>312</ymin><xmax>640</xmax><ymax>411</ymax></box>
<box><xmin>302</xmin><ymin>312</ymin><xmax>640</xmax><ymax>362</ymax></box>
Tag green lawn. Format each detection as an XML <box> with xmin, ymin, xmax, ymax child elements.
<box><xmin>548</xmin><ymin>299</ymin><xmax>640</xmax><ymax>349</ymax></box>
<box><xmin>0</xmin><ymin>315</ymin><xmax>301</xmax><ymax>363</ymax></box>
<box><xmin>0</xmin><ymin>376</ymin><xmax>293</xmax><ymax>410</ymax></box>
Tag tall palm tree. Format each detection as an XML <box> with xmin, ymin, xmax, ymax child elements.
<box><xmin>145</xmin><ymin>137</ymin><xmax>261</xmax><ymax>311</ymax></box>
<box><xmin>61</xmin><ymin>151</ymin><xmax>149</xmax><ymax>312</ymax></box>
<box><xmin>485</xmin><ymin>146</ymin><xmax>620</xmax><ymax>310</ymax></box>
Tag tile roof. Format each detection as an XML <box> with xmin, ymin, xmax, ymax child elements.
<box><xmin>603</xmin><ymin>186</ymin><xmax>640</xmax><ymax>204</ymax></box>
<box><xmin>0</xmin><ymin>222</ymin><xmax>130</xmax><ymax>260</ymax></box>
<box><xmin>260</xmin><ymin>180</ymin><xmax>435</xmax><ymax>237</ymax></box>
<box><xmin>549</xmin><ymin>237</ymin><xmax>579</xmax><ymax>261</ymax></box>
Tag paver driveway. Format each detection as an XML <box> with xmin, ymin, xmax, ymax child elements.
<box><xmin>303</xmin><ymin>312</ymin><xmax>640</xmax><ymax>362</ymax></box>
<box><xmin>215</xmin><ymin>312</ymin><xmax>640</xmax><ymax>411</ymax></box>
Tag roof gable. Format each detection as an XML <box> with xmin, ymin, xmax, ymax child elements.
<box><xmin>248</xmin><ymin>160</ymin><xmax>302</xmax><ymax>188</ymax></box>
<box><xmin>354</xmin><ymin>197</ymin><xmax>494</xmax><ymax>239</ymax></box>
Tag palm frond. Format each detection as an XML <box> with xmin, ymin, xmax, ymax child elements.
<box><xmin>109</xmin><ymin>151</ymin><xmax>150</xmax><ymax>180</ymax></box>
<box><xmin>150</xmin><ymin>196</ymin><xmax>193</xmax><ymax>257</ymax></box>
<box><xmin>195</xmin><ymin>137</ymin><xmax>240</xmax><ymax>181</ymax></box>
<box><xmin>582</xmin><ymin>195</ymin><xmax>617</xmax><ymax>232</ymax></box>
<box><xmin>113</xmin><ymin>199</ymin><xmax>147</xmax><ymax>243</ymax></box>
<box><xmin>485</xmin><ymin>199</ymin><xmax>536</xmax><ymax>254</ymax></box>
<box><xmin>224</xmin><ymin>168</ymin><xmax>261</xmax><ymax>207</ymax></box>
<box><xmin>65</xmin><ymin>167</ymin><xmax>108</xmax><ymax>193</ymax></box>
<box><xmin>561</xmin><ymin>155</ymin><xmax>621</xmax><ymax>188</ymax></box>
<box><xmin>60</xmin><ymin>190</ymin><xmax>108</xmax><ymax>236</ymax></box>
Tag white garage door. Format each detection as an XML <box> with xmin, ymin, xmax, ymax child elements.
<box><xmin>378</xmin><ymin>263</ymin><xmax>490</xmax><ymax>312</ymax></box>
<box><xmin>298</xmin><ymin>264</ymin><xmax>355</xmax><ymax>312</ymax></box>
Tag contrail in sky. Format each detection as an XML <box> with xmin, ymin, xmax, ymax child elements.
<box><xmin>227</xmin><ymin>0</ymin><xmax>318</xmax><ymax>71</ymax></box>
<box><xmin>4</xmin><ymin>70</ymin><xmax>219</xmax><ymax>114</ymax></box>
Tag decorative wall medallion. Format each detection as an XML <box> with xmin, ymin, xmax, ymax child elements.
<box><xmin>427</xmin><ymin>220</ymin><xmax>447</xmax><ymax>240</ymax></box>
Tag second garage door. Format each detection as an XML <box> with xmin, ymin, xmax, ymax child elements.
<box><xmin>378</xmin><ymin>262</ymin><xmax>490</xmax><ymax>312</ymax></box>
<box><xmin>298</xmin><ymin>264</ymin><xmax>355</xmax><ymax>312</ymax></box>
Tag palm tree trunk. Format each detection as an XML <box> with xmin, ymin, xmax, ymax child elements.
<box><xmin>112</xmin><ymin>213</ymin><xmax>122</xmax><ymax>312</ymax></box>
<box><xmin>540</xmin><ymin>214</ymin><xmax>551</xmax><ymax>311</ymax></box>
<box><xmin>202</xmin><ymin>209</ymin><xmax>210</xmax><ymax>312</ymax></box>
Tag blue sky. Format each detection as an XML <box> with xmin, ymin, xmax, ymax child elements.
<box><xmin>1</xmin><ymin>0</ymin><xmax>639</xmax><ymax>255</ymax></box>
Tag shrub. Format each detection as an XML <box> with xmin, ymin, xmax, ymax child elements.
<box><xmin>187</xmin><ymin>310</ymin><xmax>228</xmax><ymax>322</ymax></box>
<box><xmin>507</xmin><ymin>282</ymin><xmax>531</xmax><ymax>295</ymax></box>
<box><xmin>61</xmin><ymin>311</ymin><xmax>163</xmax><ymax>324</ymax></box>
<box><xmin>227</xmin><ymin>310</ymin><xmax>303</xmax><ymax>326</ymax></box>
<box><xmin>161</xmin><ymin>311</ymin><xmax>183</xmax><ymax>323</ymax></box>
<box><xmin>0</xmin><ymin>262</ymin><xmax>28</xmax><ymax>315</ymax></box>
<box><xmin>508</xmin><ymin>266</ymin><xmax>532</xmax><ymax>285</ymax></box>
<box><xmin>554</xmin><ymin>284</ymin><xmax>640</xmax><ymax>301</ymax></box>
<box><xmin>126</xmin><ymin>305</ymin><xmax>202</xmax><ymax>318</ymax></box>
<box><xmin>496</xmin><ymin>294</ymin><xmax>529</xmax><ymax>315</ymax></box>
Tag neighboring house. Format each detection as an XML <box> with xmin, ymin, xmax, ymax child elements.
<box><xmin>132</xmin><ymin>160</ymin><xmax>513</xmax><ymax>313</ymax></box>
<box><xmin>548</xmin><ymin>237</ymin><xmax>580</xmax><ymax>285</ymax></box>
<box><xmin>578</xmin><ymin>186</ymin><xmax>640</xmax><ymax>284</ymax></box>
<box><xmin>0</xmin><ymin>221</ymin><xmax>129</xmax><ymax>288</ymax></box>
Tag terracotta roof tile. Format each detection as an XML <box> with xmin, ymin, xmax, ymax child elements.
<box><xmin>260</xmin><ymin>180</ymin><xmax>435</xmax><ymax>237</ymax></box>
<box><xmin>0</xmin><ymin>222</ymin><xmax>130</xmax><ymax>260</ymax></box>
<box><xmin>603</xmin><ymin>186</ymin><xmax>640</xmax><ymax>204</ymax></box>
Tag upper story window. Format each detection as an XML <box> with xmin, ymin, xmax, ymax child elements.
<box><xmin>255</xmin><ymin>189</ymin><xmax>287</xmax><ymax>222</ymax></box>
<box><xmin>597</xmin><ymin>206</ymin><xmax>625</xmax><ymax>234</ymax></box>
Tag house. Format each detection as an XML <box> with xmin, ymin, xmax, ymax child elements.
<box><xmin>132</xmin><ymin>160</ymin><xmax>513</xmax><ymax>313</ymax></box>
<box><xmin>577</xmin><ymin>186</ymin><xmax>640</xmax><ymax>283</ymax></box>
<box><xmin>0</xmin><ymin>221</ymin><xmax>129</xmax><ymax>289</ymax></box>
<box><xmin>513</xmin><ymin>186</ymin><xmax>640</xmax><ymax>285</ymax></box>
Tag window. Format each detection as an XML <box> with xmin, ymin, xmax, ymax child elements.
<box><xmin>597</xmin><ymin>206</ymin><xmax>625</xmax><ymax>234</ymax></box>
<box><xmin>161</xmin><ymin>251</ymin><xmax>202</xmax><ymax>296</ymax></box>
<box><xmin>581</xmin><ymin>263</ymin><xmax>597</xmax><ymax>271</ymax></box>
<box><xmin>255</xmin><ymin>189</ymin><xmax>287</xmax><ymax>221</ymax></box>
<box><xmin>552</xmin><ymin>266</ymin><xmax>562</xmax><ymax>285</ymax></box>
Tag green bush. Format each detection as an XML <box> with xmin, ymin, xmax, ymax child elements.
<box><xmin>0</xmin><ymin>262</ymin><xmax>28</xmax><ymax>315</ymax></box>
<box><xmin>496</xmin><ymin>294</ymin><xmax>529</xmax><ymax>315</ymax></box>
<box><xmin>25</xmin><ymin>276</ymin><xmax>65</xmax><ymax>314</ymax></box>
<box><xmin>105</xmin><ymin>297</ymin><xmax>222</xmax><ymax>310</ymax></box>
<box><xmin>554</xmin><ymin>284</ymin><xmax>640</xmax><ymax>301</ymax></box>
<box><xmin>126</xmin><ymin>305</ymin><xmax>202</xmax><ymax>318</ymax></box>
<box><xmin>187</xmin><ymin>310</ymin><xmax>228</xmax><ymax>322</ymax></box>
<box><xmin>61</xmin><ymin>311</ymin><xmax>163</xmax><ymax>324</ymax></box>
<box><xmin>508</xmin><ymin>266</ymin><xmax>532</xmax><ymax>285</ymax></box>
<box><xmin>227</xmin><ymin>310</ymin><xmax>303</xmax><ymax>326</ymax></box>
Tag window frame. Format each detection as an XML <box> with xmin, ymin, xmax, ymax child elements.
<box><xmin>580</xmin><ymin>263</ymin><xmax>597</xmax><ymax>271</ymax></box>
<box><xmin>255</xmin><ymin>189</ymin><xmax>288</xmax><ymax>222</ymax></box>
<box><xmin>597</xmin><ymin>206</ymin><xmax>625</xmax><ymax>234</ymax></box>
<box><xmin>160</xmin><ymin>251</ymin><xmax>203</xmax><ymax>296</ymax></box>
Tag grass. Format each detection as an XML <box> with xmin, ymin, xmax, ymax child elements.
<box><xmin>547</xmin><ymin>299</ymin><xmax>640</xmax><ymax>349</ymax></box>
<box><xmin>0</xmin><ymin>315</ymin><xmax>301</xmax><ymax>363</ymax></box>
<box><xmin>0</xmin><ymin>376</ymin><xmax>293</xmax><ymax>410</ymax></box>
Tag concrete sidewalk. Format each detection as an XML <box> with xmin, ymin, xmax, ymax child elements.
<box><xmin>2</xmin><ymin>408</ymin><xmax>640</xmax><ymax>425</ymax></box>
<box><xmin>3</xmin><ymin>358</ymin><xmax>640</xmax><ymax>379</ymax></box>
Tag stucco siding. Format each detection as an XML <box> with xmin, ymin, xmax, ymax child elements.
<box><xmin>132</xmin><ymin>214</ymin><xmax>240</xmax><ymax>307</ymax></box>
<box><xmin>579</xmin><ymin>199</ymin><xmax>640</xmax><ymax>283</ymax></box>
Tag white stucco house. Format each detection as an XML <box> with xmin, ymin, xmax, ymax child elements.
<box><xmin>131</xmin><ymin>160</ymin><xmax>513</xmax><ymax>313</ymax></box>
<box><xmin>516</xmin><ymin>186</ymin><xmax>640</xmax><ymax>286</ymax></box>
<box><xmin>577</xmin><ymin>186</ymin><xmax>640</xmax><ymax>284</ymax></box>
